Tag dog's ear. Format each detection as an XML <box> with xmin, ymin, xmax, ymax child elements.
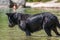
<box><xmin>6</xmin><ymin>13</ymin><xmax>10</xmax><ymax>16</ymax></box>
<box><xmin>6</xmin><ymin>13</ymin><xmax>13</xmax><ymax>16</ymax></box>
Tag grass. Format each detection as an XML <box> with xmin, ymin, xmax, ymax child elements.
<box><xmin>0</xmin><ymin>8</ymin><xmax>60</xmax><ymax>40</ymax></box>
<box><xmin>40</xmin><ymin>0</ymin><xmax>52</xmax><ymax>2</ymax></box>
<box><xmin>26</xmin><ymin>0</ymin><xmax>51</xmax><ymax>2</ymax></box>
<box><xmin>56</xmin><ymin>0</ymin><xmax>60</xmax><ymax>2</ymax></box>
<box><xmin>26</xmin><ymin>0</ymin><xmax>60</xmax><ymax>2</ymax></box>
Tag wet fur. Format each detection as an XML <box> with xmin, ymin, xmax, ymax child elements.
<box><xmin>6</xmin><ymin>12</ymin><xmax>60</xmax><ymax>36</ymax></box>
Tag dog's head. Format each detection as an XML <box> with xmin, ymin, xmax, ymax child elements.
<box><xmin>6</xmin><ymin>13</ymin><xmax>31</xmax><ymax>28</ymax></box>
<box><xmin>6</xmin><ymin>13</ymin><xmax>17</xmax><ymax>27</ymax></box>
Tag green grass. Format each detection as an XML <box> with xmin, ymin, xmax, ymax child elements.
<box><xmin>26</xmin><ymin>0</ymin><xmax>51</xmax><ymax>2</ymax></box>
<box><xmin>40</xmin><ymin>0</ymin><xmax>52</xmax><ymax>2</ymax></box>
<box><xmin>26</xmin><ymin>0</ymin><xmax>60</xmax><ymax>2</ymax></box>
<box><xmin>56</xmin><ymin>0</ymin><xmax>60</xmax><ymax>2</ymax></box>
<box><xmin>0</xmin><ymin>8</ymin><xmax>60</xmax><ymax>40</ymax></box>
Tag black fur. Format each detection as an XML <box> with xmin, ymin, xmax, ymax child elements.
<box><xmin>6</xmin><ymin>12</ymin><xmax>60</xmax><ymax>36</ymax></box>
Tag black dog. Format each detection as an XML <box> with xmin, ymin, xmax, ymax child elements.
<box><xmin>6</xmin><ymin>12</ymin><xmax>60</xmax><ymax>36</ymax></box>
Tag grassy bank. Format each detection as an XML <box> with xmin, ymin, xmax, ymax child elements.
<box><xmin>56</xmin><ymin>0</ymin><xmax>60</xmax><ymax>2</ymax></box>
<box><xmin>26</xmin><ymin>0</ymin><xmax>51</xmax><ymax>2</ymax></box>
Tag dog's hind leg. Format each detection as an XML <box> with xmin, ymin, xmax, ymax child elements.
<box><xmin>52</xmin><ymin>27</ymin><xmax>60</xmax><ymax>36</ymax></box>
<box><xmin>44</xmin><ymin>27</ymin><xmax>52</xmax><ymax>36</ymax></box>
<box><xmin>43</xmin><ymin>22</ymin><xmax>52</xmax><ymax>36</ymax></box>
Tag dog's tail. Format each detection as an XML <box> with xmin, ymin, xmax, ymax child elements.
<box><xmin>56</xmin><ymin>19</ymin><xmax>60</xmax><ymax>28</ymax></box>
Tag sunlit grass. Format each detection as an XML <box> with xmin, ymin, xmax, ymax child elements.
<box><xmin>56</xmin><ymin>0</ymin><xmax>60</xmax><ymax>2</ymax></box>
<box><xmin>26</xmin><ymin>0</ymin><xmax>51</xmax><ymax>2</ymax></box>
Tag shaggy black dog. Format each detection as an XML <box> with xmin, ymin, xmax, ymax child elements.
<box><xmin>6</xmin><ymin>12</ymin><xmax>60</xmax><ymax>36</ymax></box>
